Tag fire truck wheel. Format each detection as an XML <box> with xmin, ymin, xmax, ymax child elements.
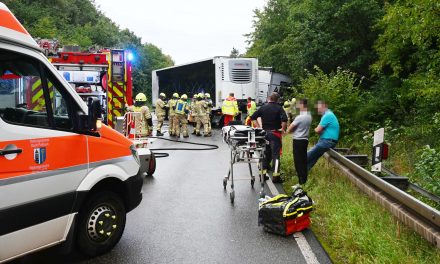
<box><xmin>76</xmin><ymin>191</ymin><xmax>126</xmax><ymax>257</ymax></box>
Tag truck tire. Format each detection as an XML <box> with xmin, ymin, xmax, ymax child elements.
<box><xmin>76</xmin><ymin>191</ymin><xmax>126</xmax><ymax>257</ymax></box>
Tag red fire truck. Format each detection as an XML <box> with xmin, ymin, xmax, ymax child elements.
<box><xmin>47</xmin><ymin>48</ymin><xmax>133</xmax><ymax>128</ymax></box>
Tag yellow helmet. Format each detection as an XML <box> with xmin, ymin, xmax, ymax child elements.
<box><xmin>205</xmin><ymin>93</ymin><xmax>210</xmax><ymax>98</ymax></box>
<box><xmin>135</xmin><ymin>93</ymin><xmax>147</xmax><ymax>102</ymax></box>
<box><xmin>198</xmin><ymin>93</ymin><xmax>204</xmax><ymax>98</ymax></box>
<box><xmin>172</xmin><ymin>93</ymin><xmax>179</xmax><ymax>98</ymax></box>
<box><xmin>284</xmin><ymin>101</ymin><xmax>291</xmax><ymax>107</ymax></box>
<box><xmin>159</xmin><ymin>92</ymin><xmax>166</xmax><ymax>98</ymax></box>
<box><xmin>181</xmin><ymin>94</ymin><xmax>188</xmax><ymax>100</ymax></box>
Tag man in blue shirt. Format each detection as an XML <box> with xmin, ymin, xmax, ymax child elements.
<box><xmin>307</xmin><ymin>100</ymin><xmax>340</xmax><ymax>171</ymax></box>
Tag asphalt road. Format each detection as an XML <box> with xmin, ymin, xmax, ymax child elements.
<box><xmin>12</xmin><ymin>125</ymin><xmax>331</xmax><ymax>264</ymax></box>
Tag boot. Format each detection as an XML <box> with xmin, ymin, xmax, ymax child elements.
<box><xmin>196</xmin><ymin>132</ymin><xmax>201</xmax><ymax>136</ymax></box>
<box><xmin>272</xmin><ymin>176</ymin><xmax>283</xmax><ymax>183</ymax></box>
<box><xmin>183</xmin><ymin>135</ymin><xmax>189</xmax><ymax>138</ymax></box>
<box><xmin>156</xmin><ymin>131</ymin><xmax>164</xmax><ymax>136</ymax></box>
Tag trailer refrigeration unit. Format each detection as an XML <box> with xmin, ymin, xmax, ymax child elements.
<box><xmin>152</xmin><ymin>57</ymin><xmax>258</xmax><ymax>126</ymax></box>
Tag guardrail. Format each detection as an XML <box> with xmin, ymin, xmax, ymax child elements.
<box><xmin>325</xmin><ymin>149</ymin><xmax>440</xmax><ymax>249</ymax></box>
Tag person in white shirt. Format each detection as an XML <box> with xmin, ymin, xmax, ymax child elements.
<box><xmin>285</xmin><ymin>99</ymin><xmax>312</xmax><ymax>184</ymax></box>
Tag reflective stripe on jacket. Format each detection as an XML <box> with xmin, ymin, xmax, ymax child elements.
<box><xmin>221</xmin><ymin>97</ymin><xmax>238</xmax><ymax>116</ymax></box>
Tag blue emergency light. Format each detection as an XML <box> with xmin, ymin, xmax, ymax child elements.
<box><xmin>127</xmin><ymin>52</ymin><xmax>134</xmax><ymax>61</ymax></box>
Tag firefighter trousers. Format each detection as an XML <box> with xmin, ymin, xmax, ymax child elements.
<box><xmin>157</xmin><ymin>114</ymin><xmax>165</xmax><ymax>132</ymax></box>
<box><xmin>173</xmin><ymin>114</ymin><xmax>189</xmax><ymax>137</ymax></box>
<box><xmin>168</xmin><ymin>114</ymin><xmax>175</xmax><ymax>135</ymax></box>
<box><xmin>195</xmin><ymin>116</ymin><xmax>208</xmax><ymax>135</ymax></box>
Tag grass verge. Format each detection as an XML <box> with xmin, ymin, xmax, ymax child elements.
<box><xmin>280</xmin><ymin>135</ymin><xmax>440</xmax><ymax>263</ymax></box>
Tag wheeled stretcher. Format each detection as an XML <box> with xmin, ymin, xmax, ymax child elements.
<box><xmin>222</xmin><ymin>125</ymin><xmax>267</xmax><ymax>203</ymax></box>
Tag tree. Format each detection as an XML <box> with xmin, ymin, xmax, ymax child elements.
<box><xmin>246</xmin><ymin>0</ymin><xmax>384</xmax><ymax>82</ymax></box>
<box><xmin>230</xmin><ymin>47</ymin><xmax>240</xmax><ymax>58</ymax></box>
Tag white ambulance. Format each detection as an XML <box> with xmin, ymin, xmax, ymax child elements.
<box><xmin>0</xmin><ymin>3</ymin><xmax>143</xmax><ymax>262</ymax></box>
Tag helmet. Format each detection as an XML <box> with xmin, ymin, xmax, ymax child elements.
<box><xmin>284</xmin><ymin>101</ymin><xmax>291</xmax><ymax>107</ymax></box>
<box><xmin>205</xmin><ymin>93</ymin><xmax>210</xmax><ymax>98</ymax></box>
<box><xmin>181</xmin><ymin>94</ymin><xmax>188</xmax><ymax>100</ymax></box>
<box><xmin>172</xmin><ymin>93</ymin><xmax>179</xmax><ymax>98</ymax></box>
<box><xmin>135</xmin><ymin>93</ymin><xmax>147</xmax><ymax>102</ymax></box>
<box><xmin>198</xmin><ymin>93</ymin><xmax>204</xmax><ymax>98</ymax></box>
<box><xmin>159</xmin><ymin>92</ymin><xmax>166</xmax><ymax>98</ymax></box>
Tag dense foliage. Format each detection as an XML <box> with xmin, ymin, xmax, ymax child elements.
<box><xmin>3</xmin><ymin>0</ymin><xmax>174</xmax><ymax>96</ymax></box>
<box><xmin>247</xmin><ymin>0</ymin><xmax>440</xmax><ymax>193</ymax></box>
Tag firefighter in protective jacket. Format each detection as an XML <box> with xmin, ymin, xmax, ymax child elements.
<box><xmin>155</xmin><ymin>92</ymin><xmax>167</xmax><ymax>136</ymax></box>
<box><xmin>126</xmin><ymin>92</ymin><xmax>153</xmax><ymax>137</ymax></box>
<box><xmin>194</xmin><ymin>93</ymin><xmax>209</xmax><ymax>136</ymax></box>
<box><xmin>172</xmin><ymin>94</ymin><xmax>190</xmax><ymax>138</ymax></box>
<box><xmin>167</xmin><ymin>93</ymin><xmax>179</xmax><ymax>136</ymax></box>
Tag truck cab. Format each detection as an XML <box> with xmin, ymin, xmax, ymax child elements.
<box><xmin>0</xmin><ymin>3</ymin><xmax>143</xmax><ymax>262</ymax></box>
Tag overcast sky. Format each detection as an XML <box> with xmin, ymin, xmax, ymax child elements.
<box><xmin>94</xmin><ymin>0</ymin><xmax>267</xmax><ymax>65</ymax></box>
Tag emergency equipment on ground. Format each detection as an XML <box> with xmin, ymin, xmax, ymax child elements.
<box><xmin>222</xmin><ymin>125</ymin><xmax>267</xmax><ymax>203</ymax></box>
<box><xmin>258</xmin><ymin>186</ymin><xmax>313</xmax><ymax>236</ymax></box>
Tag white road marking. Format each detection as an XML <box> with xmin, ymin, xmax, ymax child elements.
<box><xmin>266</xmin><ymin>179</ymin><xmax>320</xmax><ymax>264</ymax></box>
<box><xmin>293</xmin><ymin>232</ymin><xmax>320</xmax><ymax>264</ymax></box>
<box><xmin>265</xmin><ymin>177</ymin><xmax>279</xmax><ymax>196</ymax></box>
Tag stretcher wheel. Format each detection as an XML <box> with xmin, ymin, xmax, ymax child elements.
<box><xmin>223</xmin><ymin>178</ymin><xmax>227</xmax><ymax>189</ymax></box>
<box><xmin>251</xmin><ymin>178</ymin><xmax>255</xmax><ymax>188</ymax></box>
<box><xmin>230</xmin><ymin>191</ymin><xmax>235</xmax><ymax>203</ymax></box>
<box><xmin>259</xmin><ymin>191</ymin><xmax>265</xmax><ymax>199</ymax></box>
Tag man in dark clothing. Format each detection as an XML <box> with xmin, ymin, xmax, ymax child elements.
<box><xmin>251</xmin><ymin>92</ymin><xmax>287</xmax><ymax>183</ymax></box>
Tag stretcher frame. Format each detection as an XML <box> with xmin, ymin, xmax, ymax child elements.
<box><xmin>223</xmin><ymin>127</ymin><xmax>267</xmax><ymax>203</ymax></box>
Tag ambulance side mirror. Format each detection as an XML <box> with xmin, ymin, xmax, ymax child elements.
<box><xmin>87</xmin><ymin>97</ymin><xmax>102</xmax><ymax>132</ymax></box>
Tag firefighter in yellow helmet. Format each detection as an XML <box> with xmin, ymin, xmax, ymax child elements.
<box><xmin>126</xmin><ymin>92</ymin><xmax>153</xmax><ymax>137</ymax></box>
<box><xmin>193</xmin><ymin>92</ymin><xmax>209</xmax><ymax>136</ymax></box>
<box><xmin>167</xmin><ymin>92</ymin><xmax>179</xmax><ymax>136</ymax></box>
<box><xmin>204</xmin><ymin>93</ymin><xmax>213</xmax><ymax>136</ymax></box>
<box><xmin>172</xmin><ymin>94</ymin><xmax>190</xmax><ymax>138</ymax></box>
<box><xmin>155</xmin><ymin>93</ymin><xmax>167</xmax><ymax>136</ymax></box>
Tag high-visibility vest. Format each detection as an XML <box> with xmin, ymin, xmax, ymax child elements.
<box><xmin>175</xmin><ymin>100</ymin><xmax>187</xmax><ymax>115</ymax></box>
<box><xmin>222</xmin><ymin>98</ymin><xmax>238</xmax><ymax>116</ymax></box>
<box><xmin>247</xmin><ymin>101</ymin><xmax>256</xmax><ymax>116</ymax></box>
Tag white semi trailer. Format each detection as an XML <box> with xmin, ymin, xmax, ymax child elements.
<box><xmin>152</xmin><ymin>57</ymin><xmax>259</xmax><ymax>119</ymax></box>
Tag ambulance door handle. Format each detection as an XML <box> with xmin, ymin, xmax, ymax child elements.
<box><xmin>0</xmin><ymin>148</ymin><xmax>22</xmax><ymax>156</ymax></box>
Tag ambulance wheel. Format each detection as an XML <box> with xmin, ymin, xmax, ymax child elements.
<box><xmin>223</xmin><ymin>178</ymin><xmax>227</xmax><ymax>189</ymax></box>
<box><xmin>76</xmin><ymin>191</ymin><xmax>126</xmax><ymax>257</ymax></box>
<box><xmin>230</xmin><ymin>191</ymin><xmax>235</xmax><ymax>203</ymax></box>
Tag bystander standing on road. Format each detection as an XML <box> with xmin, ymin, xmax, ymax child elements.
<box><xmin>285</xmin><ymin>99</ymin><xmax>312</xmax><ymax>185</ymax></box>
<box><xmin>251</xmin><ymin>92</ymin><xmax>287</xmax><ymax>183</ymax></box>
<box><xmin>307</xmin><ymin>100</ymin><xmax>340</xmax><ymax>171</ymax></box>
